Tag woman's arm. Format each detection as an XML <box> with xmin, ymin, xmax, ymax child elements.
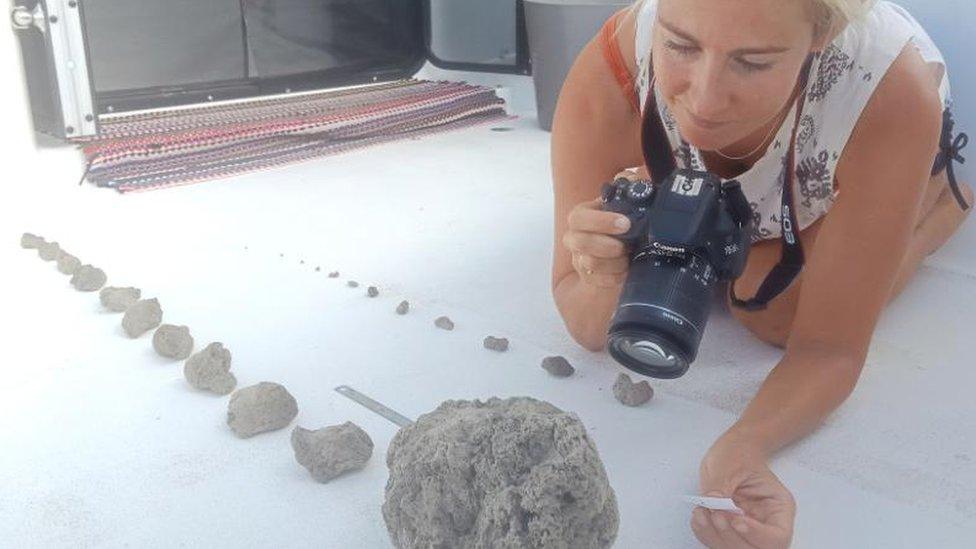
<box><xmin>725</xmin><ymin>43</ymin><xmax>944</xmax><ymax>456</ymax></box>
<box><xmin>551</xmin><ymin>10</ymin><xmax>645</xmax><ymax>350</ymax></box>
<box><xmin>691</xmin><ymin>43</ymin><xmax>943</xmax><ymax>547</ymax></box>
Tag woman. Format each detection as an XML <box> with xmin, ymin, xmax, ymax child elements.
<box><xmin>550</xmin><ymin>0</ymin><xmax>971</xmax><ymax>546</ymax></box>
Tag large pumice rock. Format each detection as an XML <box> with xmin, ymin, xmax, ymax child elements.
<box><xmin>152</xmin><ymin>324</ymin><xmax>194</xmax><ymax>360</ymax></box>
<box><xmin>291</xmin><ymin>422</ymin><xmax>374</xmax><ymax>483</ymax></box>
<box><xmin>184</xmin><ymin>342</ymin><xmax>236</xmax><ymax>395</ymax></box>
<box><xmin>38</xmin><ymin>241</ymin><xmax>61</xmax><ymax>261</ymax></box>
<box><xmin>56</xmin><ymin>252</ymin><xmax>82</xmax><ymax>275</ymax></box>
<box><xmin>100</xmin><ymin>287</ymin><xmax>141</xmax><ymax>312</ymax></box>
<box><xmin>70</xmin><ymin>265</ymin><xmax>107</xmax><ymax>291</ymax></box>
<box><xmin>227</xmin><ymin>382</ymin><xmax>298</xmax><ymax>438</ymax></box>
<box><xmin>122</xmin><ymin>298</ymin><xmax>163</xmax><ymax>338</ymax></box>
<box><xmin>612</xmin><ymin>373</ymin><xmax>654</xmax><ymax>407</ymax></box>
<box><xmin>383</xmin><ymin>397</ymin><xmax>618</xmax><ymax>549</ymax></box>
<box><xmin>21</xmin><ymin>233</ymin><xmax>44</xmax><ymax>249</ymax></box>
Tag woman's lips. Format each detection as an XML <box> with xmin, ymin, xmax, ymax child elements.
<box><xmin>687</xmin><ymin>111</ymin><xmax>728</xmax><ymax>130</ymax></box>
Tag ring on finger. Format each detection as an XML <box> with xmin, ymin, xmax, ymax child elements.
<box><xmin>579</xmin><ymin>256</ymin><xmax>594</xmax><ymax>276</ymax></box>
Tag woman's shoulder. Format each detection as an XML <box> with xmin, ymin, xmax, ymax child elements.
<box><xmin>608</xmin><ymin>5</ymin><xmax>641</xmax><ymax>80</ymax></box>
<box><xmin>796</xmin><ymin>2</ymin><xmax>944</xmax><ymax>175</ymax></box>
<box><xmin>835</xmin><ymin>40</ymin><xmax>942</xmax><ymax>182</ymax></box>
<box><xmin>816</xmin><ymin>1</ymin><xmax>944</xmax><ymax>92</ymax></box>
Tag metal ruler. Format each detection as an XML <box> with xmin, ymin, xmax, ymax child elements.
<box><xmin>335</xmin><ymin>385</ymin><xmax>414</xmax><ymax>427</ymax></box>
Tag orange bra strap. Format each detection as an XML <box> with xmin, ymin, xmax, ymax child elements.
<box><xmin>600</xmin><ymin>10</ymin><xmax>640</xmax><ymax>114</ymax></box>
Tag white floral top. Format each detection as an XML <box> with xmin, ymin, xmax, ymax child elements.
<box><xmin>634</xmin><ymin>0</ymin><xmax>952</xmax><ymax>242</ymax></box>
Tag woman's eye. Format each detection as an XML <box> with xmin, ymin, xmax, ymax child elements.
<box><xmin>665</xmin><ymin>41</ymin><xmax>697</xmax><ymax>55</ymax></box>
<box><xmin>739</xmin><ymin>59</ymin><xmax>772</xmax><ymax>72</ymax></box>
<box><xmin>665</xmin><ymin>40</ymin><xmax>773</xmax><ymax>73</ymax></box>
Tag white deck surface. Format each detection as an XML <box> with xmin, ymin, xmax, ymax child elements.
<box><xmin>2</xmin><ymin>37</ymin><xmax>975</xmax><ymax>549</ymax></box>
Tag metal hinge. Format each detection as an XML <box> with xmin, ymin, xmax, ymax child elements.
<box><xmin>10</xmin><ymin>3</ymin><xmax>46</xmax><ymax>34</ymax></box>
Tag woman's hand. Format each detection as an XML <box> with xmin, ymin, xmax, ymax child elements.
<box><xmin>561</xmin><ymin>170</ymin><xmax>643</xmax><ymax>288</ymax></box>
<box><xmin>690</xmin><ymin>433</ymin><xmax>797</xmax><ymax>549</ymax></box>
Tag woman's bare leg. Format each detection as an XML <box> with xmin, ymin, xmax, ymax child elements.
<box><xmin>887</xmin><ymin>177</ymin><xmax>973</xmax><ymax>302</ymax></box>
<box><xmin>728</xmin><ymin>173</ymin><xmax>972</xmax><ymax>348</ymax></box>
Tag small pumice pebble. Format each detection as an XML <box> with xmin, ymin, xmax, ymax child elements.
<box><xmin>56</xmin><ymin>252</ymin><xmax>82</xmax><ymax>275</ymax></box>
<box><xmin>100</xmin><ymin>287</ymin><xmax>141</xmax><ymax>312</ymax></box>
<box><xmin>434</xmin><ymin>316</ymin><xmax>454</xmax><ymax>331</ymax></box>
<box><xmin>291</xmin><ymin>422</ymin><xmax>374</xmax><ymax>483</ymax></box>
<box><xmin>227</xmin><ymin>382</ymin><xmax>298</xmax><ymax>438</ymax></box>
<box><xmin>184</xmin><ymin>342</ymin><xmax>236</xmax><ymax>395</ymax></box>
<box><xmin>38</xmin><ymin>241</ymin><xmax>61</xmax><ymax>261</ymax></box>
<box><xmin>395</xmin><ymin>301</ymin><xmax>410</xmax><ymax>315</ymax></box>
<box><xmin>152</xmin><ymin>324</ymin><xmax>194</xmax><ymax>360</ymax></box>
<box><xmin>70</xmin><ymin>265</ymin><xmax>107</xmax><ymax>292</ymax></box>
<box><xmin>541</xmin><ymin>356</ymin><xmax>575</xmax><ymax>377</ymax></box>
<box><xmin>347</xmin><ymin>280</ymin><xmax>359</xmax><ymax>288</ymax></box>
<box><xmin>122</xmin><ymin>298</ymin><xmax>163</xmax><ymax>338</ymax></box>
<box><xmin>367</xmin><ymin>286</ymin><xmax>379</xmax><ymax>298</ymax></box>
<box><xmin>483</xmin><ymin>336</ymin><xmax>509</xmax><ymax>352</ymax></box>
<box><xmin>20</xmin><ymin>233</ymin><xmax>45</xmax><ymax>249</ymax></box>
<box><xmin>612</xmin><ymin>373</ymin><xmax>654</xmax><ymax>407</ymax></box>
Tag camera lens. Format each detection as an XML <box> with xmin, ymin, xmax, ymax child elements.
<box><xmin>610</xmin><ymin>332</ymin><xmax>688</xmax><ymax>376</ymax></box>
<box><xmin>619</xmin><ymin>338</ymin><xmax>678</xmax><ymax>368</ymax></box>
<box><xmin>607</xmin><ymin>253</ymin><xmax>716</xmax><ymax>379</ymax></box>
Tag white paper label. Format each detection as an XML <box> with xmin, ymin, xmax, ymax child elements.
<box><xmin>681</xmin><ymin>495</ymin><xmax>745</xmax><ymax>515</ymax></box>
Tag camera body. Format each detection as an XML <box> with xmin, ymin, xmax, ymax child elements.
<box><xmin>602</xmin><ymin>169</ymin><xmax>753</xmax><ymax>281</ymax></box>
<box><xmin>600</xmin><ymin>168</ymin><xmax>754</xmax><ymax>378</ymax></box>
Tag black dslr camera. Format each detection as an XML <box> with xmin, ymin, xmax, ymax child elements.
<box><xmin>600</xmin><ymin>169</ymin><xmax>754</xmax><ymax>379</ymax></box>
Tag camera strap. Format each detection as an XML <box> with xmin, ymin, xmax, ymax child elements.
<box><xmin>640</xmin><ymin>54</ymin><xmax>816</xmax><ymax>312</ymax></box>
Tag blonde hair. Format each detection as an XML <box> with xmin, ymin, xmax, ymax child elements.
<box><xmin>616</xmin><ymin>0</ymin><xmax>879</xmax><ymax>40</ymax></box>
<box><xmin>809</xmin><ymin>0</ymin><xmax>878</xmax><ymax>36</ymax></box>
<box><xmin>615</xmin><ymin>0</ymin><xmax>877</xmax><ymax>89</ymax></box>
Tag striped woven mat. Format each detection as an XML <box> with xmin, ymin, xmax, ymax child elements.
<box><xmin>78</xmin><ymin>79</ymin><xmax>512</xmax><ymax>193</ymax></box>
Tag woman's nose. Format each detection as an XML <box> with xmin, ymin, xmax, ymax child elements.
<box><xmin>686</xmin><ymin>58</ymin><xmax>731</xmax><ymax>119</ymax></box>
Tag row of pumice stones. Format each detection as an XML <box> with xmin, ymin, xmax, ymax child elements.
<box><xmin>22</xmin><ymin>232</ymin><xmax>653</xmax><ymax>482</ymax></box>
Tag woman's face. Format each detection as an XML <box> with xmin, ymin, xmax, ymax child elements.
<box><xmin>653</xmin><ymin>0</ymin><xmax>820</xmax><ymax>152</ymax></box>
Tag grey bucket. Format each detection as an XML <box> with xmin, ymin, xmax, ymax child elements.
<box><xmin>525</xmin><ymin>0</ymin><xmax>631</xmax><ymax>131</ymax></box>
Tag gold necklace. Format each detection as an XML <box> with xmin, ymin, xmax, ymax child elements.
<box><xmin>710</xmin><ymin>70</ymin><xmax>807</xmax><ymax>161</ymax></box>
<box><xmin>712</xmin><ymin>99</ymin><xmax>792</xmax><ymax>161</ymax></box>
<box><xmin>650</xmin><ymin>71</ymin><xmax>799</xmax><ymax>163</ymax></box>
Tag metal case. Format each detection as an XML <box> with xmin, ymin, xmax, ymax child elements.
<box><xmin>12</xmin><ymin>0</ymin><xmax>97</xmax><ymax>138</ymax></box>
<box><xmin>10</xmin><ymin>0</ymin><xmax>530</xmax><ymax>140</ymax></box>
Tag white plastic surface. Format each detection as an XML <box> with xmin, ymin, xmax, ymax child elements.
<box><xmin>1</xmin><ymin>47</ymin><xmax>974</xmax><ymax>549</ymax></box>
